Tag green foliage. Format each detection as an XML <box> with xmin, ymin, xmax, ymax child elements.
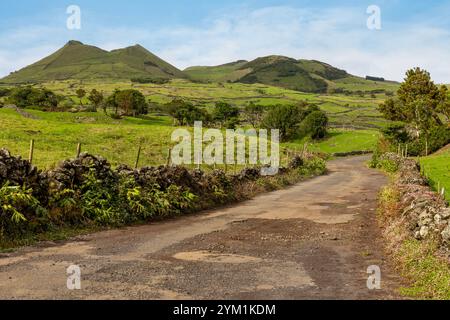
<box><xmin>298</xmin><ymin>157</ymin><xmax>327</xmax><ymax>176</ymax></box>
<box><xmin>166</xmin><ymin>99</ymin><xmax>210</xmax><ymax>126</ymax></box>
<box><xmin>243</xmin><ymin>102</ymin><xmax>265</xmax><ymax>127</ymax></box>
<box><xmin>408</xmin><ymin>126</ymin><xmax>450</xmax><ymax>156</ymax></box>
<box><xmin>213</xmin><ymin>102</ymin><xmax>240</xmax><ymax>128</ymax></box>
<box><xmin>262</xmin><ymin>104</ymin><xmax>303</xmax><ymax>141</ymax></box>
<box><xmin>262</xmin><ymin>103</ymin><xmax>320</xmax><ymax>141</ymax></box>
<box><xmin>0</xmin><ymin>183</ymin><xmax>47</xmax><ymax>239</ymax></box>
<box><xmin>299</xmin><ymin>110</ymin><xmax>328</xmax><ymax>140</ymax></box>
<box><xmin>7</xmin><ymin>87</ymin><xmax>58</xmax><ymax>109</ymax></box>
<box><xmin>0</xmin><ymin>87</ymin><xmax>11</xmax><ymax>97</ymax></box>
<box><xmin>87</xmin><ymin>89</ymin><xmax>104</xmax><ymax>111</ymax></box>
<box><xmin>381</xmin><ymin>123</ymin><xmax>409</xmax><ymax>144</ymax></box>
<box><xmin>379</xmin><ymin>68</ymin><xmax>448</xmax><ymax>137</ymax></box>
<box><xmin>131</xmin><ymin>77</ymin><xmax>170</xmax><ymax>84</ymax></box>
<box><xmin>106</xmin><ymin>89</ymin><xmax>148</xmax><ymax>116</ymax></box>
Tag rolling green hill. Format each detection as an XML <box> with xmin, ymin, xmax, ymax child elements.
<box><xmin>1</xmin><ymin>41</ymin><xmax>186</xmax><ymax>83</ymax></box>
<box><xmin>184</xmin><ymin>55</ymin><xmax>397</xmax><ymax>93</ymax></box>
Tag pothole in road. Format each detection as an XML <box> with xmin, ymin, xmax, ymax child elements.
<box><xmin>172</xmin><ymin>251</ymin><xmax>263</xmax><ymax>264</ymax></box>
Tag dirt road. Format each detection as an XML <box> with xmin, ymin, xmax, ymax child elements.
<box><xmin>0</xmin><ymin>156</ymin><xmax>401</xmax><ymax>299</ymax></box>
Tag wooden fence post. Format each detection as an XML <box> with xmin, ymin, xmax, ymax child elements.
<box><xmin>28</xmin><ymin>140</ymin><xmax>35</xmax><ymax>164</ymax></box>
<box><xmin>166</xmin><ymin>148</ymin><xmax>171</xmax><ymax>166</ymax></box>
<box><xmin>76</xmin><ymin>143</ymin><xmax>82</xmax><ymax>158</ymax></box>
<box><xmin>134</xmin><ymin>146</ymin><xmax>142</xmax><ymax>169</ymax></box>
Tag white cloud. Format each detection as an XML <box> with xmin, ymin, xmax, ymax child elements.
<box><xmin>1</xmin><ymin>5</ymin><xmax>450</xmax><ymax>83</ymax></box>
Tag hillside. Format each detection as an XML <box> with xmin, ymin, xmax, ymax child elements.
<box><xmin>1</xmin><ymin>41</ymin><xmax>186</xmax><ymax>83</ymax></box>
<box><xmin>184</xmin><ymin>55</ymin><xmax>397</xmax><ymax>93</ymax></box>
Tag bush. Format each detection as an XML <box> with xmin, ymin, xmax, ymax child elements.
<box><xmin>262</xmin><ymin>105</ymin><xmax>303</xmax><ymax>141</ymax></box>
<box><xmin>408</xmin><ymin>126</ymin><xmax>450</xmax><ymax>156</ymax></box>
<box><xmin>166</xmin><ymin>100</ymin><xmax>210</xmax><ymax>126</ymax></box>
<box><xmin>7</xmin><ymin>87</ymin><xmax>58</xmax><ymax>109</ymax></box>
<box><xmin>299</xmin><ymin>110</ymin><xmax>328</xmax><ymax>139</ymax></box>
<box><xmin>0</xmin><ymin>183</ymin><xmax>47</xmax><ymax>239</ymax></box>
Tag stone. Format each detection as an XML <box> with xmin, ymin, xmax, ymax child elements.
<box><xmin>441</xmin><ymin>224</ymin><xmax>450</xmax><ymax>243</ymax></box>
<box><xmin>419</xmin><ymin>226</ymin><xmax>429</xmax><ymax>239</ymax></box>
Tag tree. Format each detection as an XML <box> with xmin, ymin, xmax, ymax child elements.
<box><xmin>116</xmin><ymin>90</ymin><xmax>147</xmax><ymax>116</ymax></box>
<box><xmin>105</xmin><ymin>89</ymin><xmax>148</xmax><ymax>116</ymax></box>
<box><xmin>105</xmin><ymin>89</ymin><xmax>120</xmax><ymax>115</ymax></box>
<box><xmin>379</xmin><ymin>68</ymin><xmax>450</xmax><ymax>155</ymax></box>
<box><xmin>76</xmin><ymin>89</ymin><xmax>86</xmax><ymax>106</ymax></box>
<box><xmin>437</xmin><ymin>85</ymin><xmax>450</xmax><ymax>122</ymax></box>
<box><xmin>261</xmin><ymin>105</ymin><xmax>303</xmax><ymax>141</ymax></box>
<box><xmin>87</xmin><ymin>89</ymin><xmax>104</xmax><ymax>112</ymax></box>
<box><xmin>243</xmin><ymin>102</ymin><xmax>265</xmax><ymax>127</ymax></box>
<box><xmin>166</xmin><ymin>99</ymin><xmax>209</xmax><ymax>126</ymax></box>
<box><xmin>7</xmin><ymin>87</ymin><xmax>57</xmax><ymax>109</ymax></box>
<box><xmin>213</xmin><ymin>102</ymin><xmax>239</xmax><ymax>128</ymax></box>
<box><xmin>299</xmin><ymin>110</ymin><xmax>328</xmax><ymax>140</ymax></box>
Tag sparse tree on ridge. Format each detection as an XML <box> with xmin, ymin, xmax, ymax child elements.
<box><xmin>88</xmin><ymin>89</ymin><xmax>104</xmax><ymax>112</ymax></box>
<box><xmin>76</xmin><ymin>88</ymin><xmax>86</xmax><ymax>106</ymax></box>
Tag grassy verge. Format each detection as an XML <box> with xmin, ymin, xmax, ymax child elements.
<box><xmin>420</xmin><ymin>148</ymin><xmax>450</xmax><ymax>202</ymax></box>
<box><xmin>377</xmin><ymin>171</ymin><xmax>450</xmax><ymax>299</ymax></box>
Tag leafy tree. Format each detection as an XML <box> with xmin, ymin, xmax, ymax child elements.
<box><xmin>243</xmin><ymin>102</ymin><xmax>265</xmax><ymax>127</ymax></box>
<box><xmin>105</xmin><ymin>89</ymin><xmax>148</xmax><ymax>116</ymax></box>
<box><xmin>0</xmin><ymin>88</ymin><xmax>11</xmax><ymax>97</ymax></box>
<box><xmin>299</xmin><ymin>110</ymin><xmax>328</xmax><ymax>140</ymax></box>
<box><xmin>88</xmin><ymin>89</ymin><xmax>104</xmax><ymax>112</ymax></box>
<box><xmin>261</xmin><ymin>104</ymin><xmax>303</xmax><ymax>141</ymax></box>
<box><xmin>116</xmin><ymin>90</ymin><xmax>148</xmax><ymax>116</ymax></box>
<box><xmin>213</xmin><ymin>102</ymin><xmax>239</xmax><ymax>128</ymax></box>
<box><xmin>7</xmin><ymin>87</ymin><xmax>57</xmax><ymax>109</ymax></box>
<box><xmin>380</xmin><ymin>68</ymin><xmax>446</xmax><ymax>137</ymax></box>
<box><xmin>379</xmin><ymin>68</ymin><xmax>450</xmax><ymax>155</ymax></box>
<box><xmin>76</xmin><ymin>89</ymin><xmax>86</xmax><ymax>106</ymax></box>
<box><xmin>437</xmin><ymin>85</ymin><xmax>450</xmax><ymax>122</ymax></box>
<box><xmin>104</xmin><ymin>89</ymin><xmax>120</xmax><ymax>115</ymax></box>
<box><xmin>166</xmin><ymin>99</ymin><xmax>209</xmax><ymax>126</ymax></box>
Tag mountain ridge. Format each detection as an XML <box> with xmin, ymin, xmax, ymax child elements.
<box><xmin>1</xmin><ymin>40</ymin><xmax>396</xmax><ymax>93</ymax></box>
<box><xmin>1</xmin><ymin>40</ymin><xmax>186</xmax><ymax>83</ymax></box>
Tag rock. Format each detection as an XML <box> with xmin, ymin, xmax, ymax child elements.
<box><xmin>47</xmin><ymin>153</ymin><xmax>117</xmax><ymax>192</ymax></box>
<box><xmin>419</xmin><ymin>226</ymin><xmax>429</xmax><ymax>239</ymax></box>
<box><xmin>418</xmin><ymin>211</ymin><xmax>433</xmax><ymax>227</ymax></box>
<box><xmin>441</xmin><ymin>224</ymin><xmax>450</xmax><ymax>243</ymax></box>
<box><xmin>441</xmin><ymin>208</ymin><xmax>450</xmax><ymax>220</ymax></box>
<box><xmin>434</xmin><ymin>214</ymin><xmax>443</xmax><ymax>225</ymax></box>
<box><xmin>0</xmin><ymin>148</ymin><xmax>49</xmax><ymax>202</ymax></box>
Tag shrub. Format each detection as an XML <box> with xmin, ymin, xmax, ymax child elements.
<box><xmin>299</xmin><ymin>110</ymin><xmax>328</xmax><ymax>140</ymax></box>
<box><xmin>0</xmin><ymin>183</ymin><xmax>47</xmax><ymax>240</ymax></box>
<box><xmin>407</xmin><ymin>126</ymin><xmax>450</xmax><ymax>156</ymax></box>
<box><xmin>262</xmin><ymin>105</ymin><xmax>303</xmax><ymax>141</ymax></box>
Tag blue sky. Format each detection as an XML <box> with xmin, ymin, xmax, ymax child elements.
<box><xmin>1</xmin><ymin>0</ymin><xmax>450</xmax><ymax>82</ymax></box>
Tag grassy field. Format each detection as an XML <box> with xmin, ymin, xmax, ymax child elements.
<box><xmin>23</xmin><ymin>79</ymin><xmax>392</xmax><ymax>130</ymax></box>
<box><xmin>0</xmin><ymin>79</ymin><xmax>394</xmax><ymax>169</ymax></box>
<box><xmin>0</xmin><ymin>108</ymin><xmax>176</xmax><ymax>169</ymax></box>
<box><xmin>0</xmin><ymin>106</ymin><xmax>380</xmax><ymax>170</ymax></box>
<box><xmin>420</xmin><ymin>146</ymin><xmax>450</xmax><ymax>202</ymax></box>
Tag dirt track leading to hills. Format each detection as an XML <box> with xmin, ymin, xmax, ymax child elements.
<box><xmin>0</xmin><ymin>155</ymin><xmax>402</xmax><ymax>300</ymax></box>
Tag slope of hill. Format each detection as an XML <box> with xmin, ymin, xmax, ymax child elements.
<box><xmin>184</xmin><ymin>60</ymin><xmax>249</xmax><ymax>83</ymax></box>
<box><xmin>1</xmin><ymin>41</ymin><xmax>186</xmax><ymax>83</ymax></box>
<box><xmin>184</xmin><ymin>55</ymin><xmax>397</xmax><ymax>93</ymax></box>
